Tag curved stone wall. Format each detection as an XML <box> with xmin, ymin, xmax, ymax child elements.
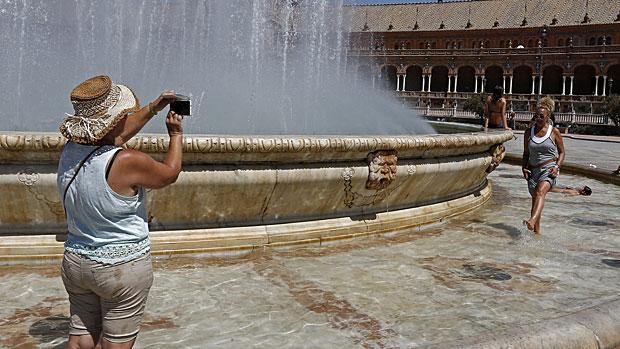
<box><xmin>0</xmin><ymin>127</ymin><xmax>513</xmax><ymax>261</ymax></box>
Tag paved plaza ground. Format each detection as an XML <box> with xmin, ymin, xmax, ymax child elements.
<box><xmin>504</xmin><ymin>131</ymin><xmax>620</xmax><ymax>173</ymax></box>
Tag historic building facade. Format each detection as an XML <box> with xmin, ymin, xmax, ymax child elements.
<box><xmin>345</xmin><ymin>0</ymin><xmax>620</xmax><ymax>113</ymax></box>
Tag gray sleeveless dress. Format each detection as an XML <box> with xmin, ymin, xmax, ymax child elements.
<box><xmin>527</xmin><ymin>126</ymin><xmax>559</xmax><ymax>196</ymax></box>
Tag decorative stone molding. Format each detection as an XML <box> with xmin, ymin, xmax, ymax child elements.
<box><xmin>486</xmin><ymin>144</ymin><xmax>506</xmax><ymax>173</ymax></box>
<box><xmin>366</xmin><ymin>150</ymin><xmax>398</xmax><ymax>190</ymax></box>
<box><xmin>0</xmin><ymin>132</ymin><xmax>513</xmax><ymax>155</ymax></box>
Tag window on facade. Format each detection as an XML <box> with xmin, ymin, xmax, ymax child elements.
<box><xmin>606</xmin><ymin>36</ymin><xmax>612</xmax><ymax>45</ymax></box>
<box><xmin>558</xmin><ymin>38</ymin><xmax>564</xmax><ymax>46</ymax></box>
<box><xmin>528</xmin><ymin>39</ymin><xmax>533</xmax><ymax>47</ymax></box>
<box><xmin>597</xmin><ymin>37</ymin><xmax>604</xmax><ymax>45</ymax></box>
<box><xmin>589</xmin><ymin>37</ymin><xmax>596</xmax><ymax>45</ymax></box>
<box><xmin>499</xmin><ymin>40</ymin><xmax>504</xmax><ymax>47</ymax></box>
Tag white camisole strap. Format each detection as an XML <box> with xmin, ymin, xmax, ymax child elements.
<box><xmin>530</xmin><ymin>125</ymin><xmax>553</xmax><ymax>144</ymax></box>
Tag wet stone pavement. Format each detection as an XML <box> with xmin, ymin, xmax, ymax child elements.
<box><xmin>0</xmin><ymin>164</ymin><xmax>619</xmax><ymax>348</ymax></box>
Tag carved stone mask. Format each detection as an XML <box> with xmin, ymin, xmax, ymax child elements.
<box><xmin>366</xmin><ymin>150</ymin><xmax>398</xmax><ymax>190</ymax></box>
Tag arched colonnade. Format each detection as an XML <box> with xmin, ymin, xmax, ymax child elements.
<box><xmin>375</xmin><ymin>63</ymin><xmax>620</xmax><ymax>96</ymax></box>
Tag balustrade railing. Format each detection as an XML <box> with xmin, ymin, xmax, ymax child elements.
<box><xmin>397</xmin><ymin>91</ymin><xmax>606</xmax><ymax>102</ymax></box>
<box><xmin>412</xmin><ymin>107</ymin><xmax>612</xmax><ymax>126</ymax></box>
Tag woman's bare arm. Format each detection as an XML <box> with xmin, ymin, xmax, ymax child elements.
<box><xmin>522</xmin><ymin>128</ymin><xmax>531</xmax><ymax>179</ymax></box>
<box><xmin>105</xmin><ymin>91</ymin><xmax>178</xmax><ymax>146</ymax></box>
<box><xmin>501</xmin><ymin>99</ymin><xmax>509</xmax><ymax>129</ymax></box>
<box><xmin>107</xmin><ymin>112</ymin><xmax>183</xmax><ymax>196</ymax></box>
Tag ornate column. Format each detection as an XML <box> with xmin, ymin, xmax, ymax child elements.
<box><xmin>602</xmin><ymin>75</ymin><xmax>607</xmax><ymax>96</ymax></box>
<box><xmin>402</xmin><ymin>75</ymin><xmax>407</xmax><ymax>91</ymax></box>
<box><xmin>562</xmin><ymin>76</ymin><xmax>566</xmax><ymax>95</ymax></box>
<box><xmin>503</xmin><ymin>76</ymin><xmax>507</xmax><ymax>92</ymax></box>
<box><xmin>538</xmin><ymin>75</ymin><xmax>543</xmax><ymax>95</ymax></box>
<box><xmin>570</xmin><ymin>75</ymin><xmax>574</xmax><ymax>95</ymax></box>
<box><xmin>474</xmin><ymin>76</ymin><xmax>479</xmax><ymax>93</ymax></box>
<box><xmin>427</xmin><ymin>73</ymin><xmax>433</xmax><ymax>92</ymax></box>
<box><xmin>448</xmin><ymin>76</ymin><xmax>452</xmax><ymax>93</ymax></box>
<box><xmin>509</xmin><ymin>75</ymin><xmax>513</xmax><ymax>94</ymax></box>
<box><xmin>422</xmin><ymin>75</ymin><xmax>426</xmax><ymax>92</ymax></box>
<box><xmin>396</xmin><ymin>75</ymin><xmax>401</xmax><ymax>91</ymax></box>
<box><xmin>454</xmin><ymin>75</ymin><xmax>459</xmax><ymax>92</ymax></box>
<box><xmin>594</xmin><ymin>76</ymin><xmax>599</xmax><ymax>95</ymax></box>
<box><xmin>531</xmin><ymin>75</ymin><xmax>536</xmax><ymax>94</ymax></box>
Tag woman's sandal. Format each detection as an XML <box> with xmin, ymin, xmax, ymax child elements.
<box><xmin>579</xmin><ymin>185</ymin><xmax>592</xmax><ymax>196</ymax></box>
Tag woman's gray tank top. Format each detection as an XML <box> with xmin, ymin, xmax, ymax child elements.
<box><xmin>528</xmin><ymin>126</ymin><xmax>558</xmax><ymax>166</ymax></box>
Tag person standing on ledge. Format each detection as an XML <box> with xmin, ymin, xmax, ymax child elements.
<box><xmin>522</xmin><ymin>105</ymin><xmax>565</xmax><ymax>234</ymax></box>
<box><xmin>57</xmin><ymin>75</ymin><xmax>183</xmax><ymax>349</ymax></box>
<box><xmin>483</xmin><ymin>86</ymin><xmax>510</xmax><ymax>130</ymax></box>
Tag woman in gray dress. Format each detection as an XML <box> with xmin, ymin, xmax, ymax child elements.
<box><xmin>522</xmin><ymin>105</ymin><xmax>565</xmax><ymax>234</ymax></box>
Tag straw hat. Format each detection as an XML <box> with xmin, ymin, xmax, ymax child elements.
<box><xmin>59</xmin><ymin>75</ymin><xmax>140</xmax><ymax>144</ymax></box>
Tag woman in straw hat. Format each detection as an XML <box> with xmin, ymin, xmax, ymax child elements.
<box><xmin>57</xmin><ymin>75</ymin><xmax>182</xmax><ymax>349</ymax></box>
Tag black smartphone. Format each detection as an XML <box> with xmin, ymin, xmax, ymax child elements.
<box><xmin>170</xmin><ymin>94</ymin><xmax>191</xmax><ymax>116</ymax></box>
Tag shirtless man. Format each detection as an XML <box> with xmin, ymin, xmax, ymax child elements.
<box><xmin>484</xmin><ymin>86</ymin><xmax>510</xmax><ymax>130</ymax></box>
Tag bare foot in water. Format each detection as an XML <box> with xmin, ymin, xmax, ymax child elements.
<box><xmin>523</xmin><ymin>219</ymin><xmax>536</xmax><ymax>233</ymax></box>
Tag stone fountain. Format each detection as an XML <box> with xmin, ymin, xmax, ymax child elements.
<box><xmin>0</xmin><ymin>0</ymin><xmax>512</xmax><ymax>262</ymax></box>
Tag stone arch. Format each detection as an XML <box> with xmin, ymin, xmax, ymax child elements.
<box><xmin>430</xmin><ymin>66</ymin><xmax>449</xmax><ymax>92</ymax></box>
<box><xmin>513</xmin><ymin>65</ymin><xmax>533</xmax><ymax>94</ymax></box>
<box><xmin>457</xmin><ymin>66</ymin><xmax>476</xmax><ymax>92</ymax></box>
<box><xmin>542</xmin><ymin>65</ymin><xmax>563</xmax><ymax>94</ymax></box>
<box><xmin>484</xmin><ymin>65</ymin><xmax>504</xmax><ymax>92</ymax></box>
<box><xmin>379</xmin><ymin>65</ymin><xmax>398</xmax><ymax>90</ymax></box>
<box><xmin>573</xmin><ymin>65</ymin><xmax>596</xmax><ymax>95</ymax></box>
<box><xmin>607</xmin><ymin>64</ymin><xmax>620</xmax><ymax>95</ymax></box>
<box><xmin>405</xmin><ymin>65</ymin><xmax>423</xmax><ymax>91</ymax></box>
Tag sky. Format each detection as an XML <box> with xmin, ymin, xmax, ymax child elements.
<box><xmin>344</xmin><ymin>0</ymin><xmax>464</xmax><ymax>4</ymax></box>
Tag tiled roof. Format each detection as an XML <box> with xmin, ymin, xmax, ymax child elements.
<box><xmin>345</xmin><ymin>0</ymin><xmax>620</xmax><ymax>32</ymax></box>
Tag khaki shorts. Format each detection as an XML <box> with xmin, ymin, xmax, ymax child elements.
<box><xmin>61</xmin><ymin>251</ymin><xmax>153</xmax><ymax>343</ymax></box>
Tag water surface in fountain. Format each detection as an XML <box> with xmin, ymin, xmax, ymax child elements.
<box><xmin>0</xmin><ymin>0</ymin><xmax>433</xmax><ymax>135</ymax></box>
<box><xmin>1</xmin><ymin>165</ymin><xmax>618</xmax><ymax>348</ymax></box>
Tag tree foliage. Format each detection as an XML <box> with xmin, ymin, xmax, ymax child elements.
<box><xmin>602</xmin><ymin>96</ymin><xmax>620</xmax><ymax>126</ymax></box>
<box><xmin>462</xmin><ymin>94</ymin><xmax>486</xmax><ymax>118</ymax></box>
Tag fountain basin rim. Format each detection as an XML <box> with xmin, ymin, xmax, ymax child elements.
<box><xmin>0</xmin><ymin>129</ymin><xmax>513</xmax><ymax>164</ymax></box>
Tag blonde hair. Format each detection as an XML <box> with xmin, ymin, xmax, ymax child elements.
<box><xmin>539</xmin><ymin>96</ymin><xmax>555</xmax><ymax>113</ymax></box>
